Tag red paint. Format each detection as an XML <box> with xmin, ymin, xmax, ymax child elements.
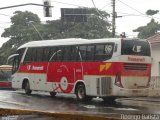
<box><xmin>0</xmin><ymin>82</ymin><xmax>11</xmax><ymax>88</ymax></box>
<box><xmin>17</xmin><ymin>61</ymin><xmax>151</xmax><ymax>93</ymax></box>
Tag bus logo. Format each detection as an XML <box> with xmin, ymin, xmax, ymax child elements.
<box><xmin>132</xmin><ymin>45</ymin><xmax>141</xmax><ymax>53</ymax></box>
<box><xmin>100</xmin><ymin>63</ymin><xmax>112</xmax><ymax>72</ymax></box>
<box><xmin>27</xmin><ymin>65</ymin><xmax>31</xmax><ymax>70</ymax></box>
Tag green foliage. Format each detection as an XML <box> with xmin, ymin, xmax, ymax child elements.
<box><xmin>0</xmin><ymin>9</ymin><xmax>111</xmax><ymax>64</ymax></box>
<box><xmin>0</xmin><ymin>11</ymin><xmax>42</xmax><ymax>64</ymax></box>
<box><xmin>43</xmin><ymin>8</ymin><xmax>111</xmax><ymax>39</ymax></box>
<box><xmin>146</xmin><ymin>9</ymin><xmax>159</xmax><ymax>16</ymax></box>
<box><xmin>133</xmin><ymin>19</ymin><xmax>160</xmax><ymax>39</ymax></box>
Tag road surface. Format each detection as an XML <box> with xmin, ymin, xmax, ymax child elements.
<box><xmin>0</xmin><ymin>90</ymin><xmax>160</xmax><ymax>120</ymax></box>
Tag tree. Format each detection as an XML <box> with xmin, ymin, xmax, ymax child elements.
<box><xmin>1</xmin><ymin>11</ymin><xmax>42</xmax><ymax>48</ymax></box>
<box><xmin>133</xmin><ymin>19</ymin><xmax>160</xmax><ymax>39</ymax></box>
<box><xmin>0</xmin><ymin>11</ymin><xmax>42</xmax><ymax>64</ymax></box>
<box><xmin>133</xmin><ymin>9</ymin><xmax>160</xmax><ymax>39</ymax></box>
<box><xmin>146</xmin><ymin>9</ymin><xmax>159</xmax><ymax>16</ymax></box>
<box><xmin>44</xmin><ymin>8</ymin><xmax>111</xmax><ymax>39</ymax></box>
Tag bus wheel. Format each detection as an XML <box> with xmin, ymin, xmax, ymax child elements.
<box><xmin>24</xmin><ymin>81</ymin><xmax>32</xmax><ymax>95</ymax></box>
<box><xmin>76</xmin><ymin>84</ymin><xmax>87</xmax><ymax>101</ymax></box>
<box><xmin>50</xmin><ymin>92</ymin><xmax>57</xmax><ymax>97</ymax></box>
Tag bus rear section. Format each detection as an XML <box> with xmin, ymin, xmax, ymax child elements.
<box><xmin>80</xmin><ymin>39</ymin><xmax>151</xmax><ymax>100</ymax></box>
<box><xmin>112</xmin><ymin>39</ymin><xmax>151</xmax><ymax>97</ymax></box>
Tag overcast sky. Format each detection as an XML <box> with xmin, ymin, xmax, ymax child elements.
<box><xmin>0</xmin><ymin>0</ymin><xmax>160</xmax><ymax>47</ymax></box>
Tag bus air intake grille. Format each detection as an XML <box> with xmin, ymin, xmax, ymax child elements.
<box><xmin>97</xmin><ymin>77</ymin><xmax>111</xmax><ymax>95</ymax></box>
<box><xmin>101</xmin><ymin>77</ymin><xmax>111</xmax><ymax>95</ymax></box>
<box><xmin>124</xmin><ymin>63</ymin><xmax>147</xmax><ymax>70</ymax></box>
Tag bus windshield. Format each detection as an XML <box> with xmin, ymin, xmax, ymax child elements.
<box><xmin>121</xmin><ymin>40</ymin><xmax>151</xmax><ymax>56</ymax></box>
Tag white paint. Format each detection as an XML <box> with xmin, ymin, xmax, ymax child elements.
<box><xmin>60</xmin><ymin>76</ymin><xmax>68</xmax><ymax>91</ymax></box>
<box><xmin>151</xmin><ymin>44</ymin><xmax>160</xmax><ymax>76</ymax></box>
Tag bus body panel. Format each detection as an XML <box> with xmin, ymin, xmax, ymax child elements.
<box><xmin>12</xmin><ymin>60</ymin><xmax>151</xmax><ymax>96</ymax></box>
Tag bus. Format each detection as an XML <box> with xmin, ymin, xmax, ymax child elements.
<box><xmin>8</xmin><ymin>38</ymin><xmax>151</xmax><ymax>101</ymax></box>
<box><xmin>0</xmin><ymin>65</ymin><xmax>12</xmax><ymax>88</ymax></box>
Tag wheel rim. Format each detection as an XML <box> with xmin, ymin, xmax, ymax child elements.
<box><xmin>78</xmin><ymin>88</ymin><xmax>85</xmax><ymax>99</ymax></box>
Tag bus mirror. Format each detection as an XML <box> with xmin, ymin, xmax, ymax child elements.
<box><xmin>7</xmin><ymin>54</ymin><xmax>19</xmax><ymax>64</ymax></box>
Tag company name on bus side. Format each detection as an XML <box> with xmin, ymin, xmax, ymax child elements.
<box><xmin>128</xmin><ymin>57</ymin><xmax>145</xmax><ymax>62</ymax></box>
<box><xmin>27</xmin><ymin>65</ymin><xmax>44</xmax><ymax>71</ymax></box>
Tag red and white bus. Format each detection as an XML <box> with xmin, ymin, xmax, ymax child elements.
<box><xmin>8</xmin><ymin>38</ymin><xmax>151</xmax><ymax>101</ymax></box>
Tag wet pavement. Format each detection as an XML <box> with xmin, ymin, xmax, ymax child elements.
<box><xmin>0</xmin><ymin>90</ymin><xmax>160</xmax><ymax>120</ymax></box>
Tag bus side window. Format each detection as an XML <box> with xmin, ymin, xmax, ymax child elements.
<box><xmin>79</xmin><ymin>46</ymin><xmax>87</xmax><ymax>61</ymax></box>
<box><xmin>70</xmin><ymin>46</ymin><xmax>80</xmax><ymax>61</ymax></box>
<box><xmin>49</xmin><ymin>47</ymin><xmax>64</xmax><ymax>62</ymax></box>
<box><xmin>48</xmin><ymin>47</ymin><xmax>57</xmax><ymax>62</ymax></box>
<box><xmin>35</xmin><ymin>47</ymin><xmax>43</xmax><ymax>62</ymax></box>
<box><xmin>23</xmin><ymin>48</ymin><xmax>32</xmax><ymax>63</ymax></box>
<box><xmin>86</xmin><ymin>45</ymin><xmax>95</xmax><ymax>61</ymax></box>
<box><xmin>95</xmin><ymin>43</ymin><xmax>114</xmax><ymax>61</ymax></box>
<box><xmin>105</xmin><ymin>44</ymin><xmax>114</xmax><ymax>55</ymax></box>
<box><xmin>42</xmin><ymin>47</ymin><xmax>50</xmax><ymax>61</ymax></box>
<box><xmin>55</xmin><ymin>47</ymin><xmax>64</xmax><ymax>62</ymax></box>
<box><xmin>63</xmin><ymin>46</ymin><xmax>71</xmax><ymax>61</ymax></box>
<box><xmin>17</xmin><ymin>48</ymin><xmax>25</xmax><ymax>63</ymax></box>
<box><xmin>31</xmin><ymin>48</ymin><xmax>37</xmax><ymax>62</ymax></box>
<box><xmin>95</xmin><ymin>44</ymin><xmax>105</xmax><ymax>61</ymax></box>
<box><xmin>23</xmin><ymin>48</ymin><xmax>37</xmax><ymax>63</ymax></box>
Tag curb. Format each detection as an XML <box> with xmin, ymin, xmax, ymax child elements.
<box><xmin>0</xmin><ymin>108</ymin><xmax>121</xmax><ymax>120</ymax></box>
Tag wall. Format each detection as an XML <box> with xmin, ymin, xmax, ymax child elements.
<box><xmin>151</xmin><ymin>44</ymin><xmax>160</xmax><ymax>76</ymax></box>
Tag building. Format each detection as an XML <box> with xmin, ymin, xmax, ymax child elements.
<box><xmin>147</xmin><ymin>33</ymin><xmax>160</xmax><ymax>96</ymax></box>
<box><xmin>147</xmin><ymin>33</ymin><xmax>160</xmax><ymax>76</ymax></box>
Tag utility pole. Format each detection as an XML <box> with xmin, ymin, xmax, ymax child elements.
<box><xmin>111</xmin><ymin>0</ymin><xmax>116</xmax><ymax>38</ymax></box>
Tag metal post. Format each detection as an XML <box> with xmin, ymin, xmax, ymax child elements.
<box><xmin>112</xmin><ymin>0</ymin><xmax>116</xmax><ymax>38</ymax></box>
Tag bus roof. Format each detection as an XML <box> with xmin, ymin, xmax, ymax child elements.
<box><xmin>17</xmin><ymin>38</ymin><xmax>144</xmax><ymax>49</ymax></box>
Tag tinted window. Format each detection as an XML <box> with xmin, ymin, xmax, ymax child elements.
<box><xmin>63</xmin><ymin>46</ymin><xmax>71</xmax><ymax>61</ymax></box>
<box><xmin>86</xmin><ymin>45</ymin><xmax>95</xmax><ymax>61</ymax></box>
<box><xmin>35</xmin><ymin>47</ymin><xmax>43</xmax><ymax>62</ymax></box>
<box><xmin>95</xmin><ymin>43</ymin><xmax>114</xmax><ymax>61</ymax></box>
<box><xmin>48</xmin><ymin>47</ymin><xmax>57</xmax><ymax>61</ymax></box>
<box><xmin>24</xmin><ymin>48</ymin><xmax>32</xmax><ymax>62</ymax></box>
<box><xmin>79</xmin><ymin>46</ymin><xmax>87</xmax><ymax>61</ymax></box>
<box><xmin>121</xmin><ymin>40</ymin><xmax>151</xmax><ymax>56</ymax></box>
<box><xmin>42</xmin><ymin>47</ymin><xmax>51</xmax><ymax>61</ymax></box>
<box><xmin>17</xmin><ymin>48</ymin><xmax>25</xmax><ymax>63</ymax></box>
<box><xmin>70</xmin><ymin>46</ymin><xmax>80</xmax><ymax>61</ymax></box>
<box><xmin>49</xmin><ymin>47</ymin><xmax>64</xmax><ymax>62</ymax></box>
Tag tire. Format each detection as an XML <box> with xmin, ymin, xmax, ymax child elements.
<box><xmin>50</xmin><ymin>92</ymin><xmax>57</xmax><ymax>97</ymax></box>
<box><xmin>76</xmin><ymin>84</ymin><xmax>91</xmax><ymax>101</ymax></box>
<box><xmin>24</xmin><ymin>81</ymin><xmax>32</xmax><ymax>95</ymax></box>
